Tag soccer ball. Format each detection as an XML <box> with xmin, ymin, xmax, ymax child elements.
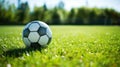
<box><xmin>22</xmin><ymin>21</ymin><xmax>52</xmax><ymax>48</ymax></box>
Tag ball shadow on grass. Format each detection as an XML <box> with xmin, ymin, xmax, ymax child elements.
<box><xmin>1</xmin><ymin>44</ymin><xmax>46</xmax><ymax>58</ymax></box>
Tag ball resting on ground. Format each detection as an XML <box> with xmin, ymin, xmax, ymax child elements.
<box><xmin>22</xmin><ymin>21</ymin><xmax>52</xmax><ymax>48</ymax></box>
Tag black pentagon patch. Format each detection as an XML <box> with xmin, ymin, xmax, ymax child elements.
<box><xmin>38</xmin><ymin>27</ymin><xmax>46</xmax><ymax>36</ymax></box>
<box><xmin>30</xmin><ymin>43</ymin><xmax>41</xmax><ymax>49</ymax></box>
<box><xmin>23</xmin><ymin>28</ymin><xmax>30</xmax><ymax>37</ymax></box>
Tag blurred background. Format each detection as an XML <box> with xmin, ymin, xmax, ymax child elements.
<box><xmin>0</xmin><ymin>0</ymin><xmax>120</xmax><ymax>25</ymax></box>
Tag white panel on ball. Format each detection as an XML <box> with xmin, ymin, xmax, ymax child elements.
<box><xmin>38</xmin><ymin>35</ymin><xmax>49</xmax><ymax>45</ymax></box>
<box><xmin>38</xmin><ymin>21</ymin><xmax>48</xmax><ymax>28</ymax></box>
<box><xmin>29</xmin><ymin>23</ymin><xmax>40</xmax><ymax>31</ymax></box>
<box><xmin>23</xmin><ymin>38</ymin><xmax>31</xmax><ymax>47</ymax></box>
<box><xmin>28</xmin><ymin>32</ymin><xmax>40</xmax><ymax>43</ymax></box>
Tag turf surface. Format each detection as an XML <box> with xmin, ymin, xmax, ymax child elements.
<box><xmin>0</xmin><ymin>26</ymin><xmax>120</xmax><ymax>67</ymax></box>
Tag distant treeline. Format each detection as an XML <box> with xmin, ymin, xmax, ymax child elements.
<box><xmin>0</xmin><ymin>1</ymin><xmax>120</xmax><ymax>25</ymax></box>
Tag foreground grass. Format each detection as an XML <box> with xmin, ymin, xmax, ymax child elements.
<box><xmin>0</xmin><ymin>26</ymin><xmax>120</xmax><ymax>67</ymax></box>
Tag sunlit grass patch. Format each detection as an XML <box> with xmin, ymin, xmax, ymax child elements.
<box><xmin>0</xmin><ymin>26</ymin><xmax>120</xmax><ymax>67</ymax></box>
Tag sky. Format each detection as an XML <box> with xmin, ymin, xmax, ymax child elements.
<box><xmin>8</xmin><ymin>0</ymin><xmax>120</xmax><ymax>12</ymax></box>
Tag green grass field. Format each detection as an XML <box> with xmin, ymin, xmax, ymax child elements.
<box><xmin>0</xmin><ymin>26</ymin><xmax>120</xmax><ymax>67</ymax></box>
